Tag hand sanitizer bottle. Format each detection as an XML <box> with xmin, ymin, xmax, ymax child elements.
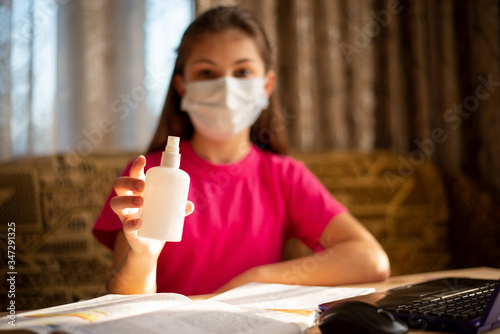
<box><xmin>139</xmin><ymin>136</ymin><xmax>190</xmax><ymax>241</ymax></box>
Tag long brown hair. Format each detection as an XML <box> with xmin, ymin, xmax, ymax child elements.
<box><xmin>146</xmin><ymin>6</ymin><xmax>289</xmax><ymax>155</ymax></box>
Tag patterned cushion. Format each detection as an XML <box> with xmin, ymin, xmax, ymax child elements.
<box><xmin>0</xmin><ymin>153</ymin><xmax>136</xmax><ymax>310</ymax></box>
<box><xmin>286</xmin><ymin>150</ymin><xmax>451</xmax><ymax>276</ymax></box>
<box><xmin>0</xmin><ymin>149</ymin><xmax>452</xmax><ymax>310</ymax></box>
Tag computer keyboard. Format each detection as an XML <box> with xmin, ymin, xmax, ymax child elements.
<box><xmin>385</xmin><ymin>282</ymin><xmax>497</xmax><ymax>321</ymax></box>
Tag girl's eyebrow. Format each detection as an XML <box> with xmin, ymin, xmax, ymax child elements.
<box><xmin>191</xmin><ymin>58</ymin><xmax>217</xmax><ymax>65</ymax></box>
<box><xmin>190</xmin><ymin>58</ymin><xmax>257</xmax><ymax>66</ymax></box>
<box><xmin>234</xmin><ymin>58</ymin><xmax>257</xmax><ymax>65</ymax></box>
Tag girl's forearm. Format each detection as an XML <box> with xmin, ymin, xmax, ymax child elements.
<box><xmin>259</xmin><ymin>239</ymin><xmax>390</xmax><ymax>286</ymax></box>
<box><xmin>107</xmin><ymin>248</ymin><xmax>158</xmax><ymax>294</ymax></box>
<box><xmin>217</xmin><ymin>239</ymin><xmax>389</xmax><ymax>292</ymax></box>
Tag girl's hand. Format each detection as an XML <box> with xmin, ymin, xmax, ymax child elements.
<box><xmin>110</xmin><ymin>155</ymin><xmax>195</xmax><ymax>258</ymax></box>
<box><xmin>213</xmin><ymin>266</ymin><xmax>262</xmax><ymax>293</ymax></box>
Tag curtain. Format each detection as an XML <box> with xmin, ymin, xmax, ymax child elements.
<box><xmin>1</xmin><ymin>0</ymin><xmax>499</xmax><ymax>194</ymax></box>
<box><xmin>196</xmin><ymin>0</ymin><xmax>500</xmax><ymax>195</ymax></box>
<box><xmin>0</xmin><ymin>0</ymin><xmax>59</xmax><ymax>159</ymax></box>
<box><xmin>0</xmin><ymin>0</ymin><xmax>193</xmax><ymax>161</ymax></box>
<box><xmin>56</xmin><ymin>0</ymin><xmax>148</xmax><ymax>155</ymax></box>
<box><xmin>0</xmin><ymin>0</ymin><xmax>146</xmax><ymax>159</ymax></box>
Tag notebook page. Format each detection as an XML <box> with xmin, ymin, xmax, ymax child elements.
<box><xmin>57</xmin><ymin>300</ymin><xmax>312</xmax><ymax>334</ymax></box>
<box><xmin>210</xmin><ymin>282</ymin><xmax>375</xmax><ymax>311</ymax></box>
<box><xmin>0</xmin><ymin>294</ymin><xmax>192</xmax><ymax>332</ymax></box>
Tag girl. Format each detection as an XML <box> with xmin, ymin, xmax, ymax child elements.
<box><xmin>93</xmin><ymin>6</ymin><xmax>390</xmax><ymax>296</ymax></box>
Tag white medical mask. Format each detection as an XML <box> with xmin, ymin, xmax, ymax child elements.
<box><xmin>180</xmin><ymin>76</ymin><xmax>269</xmax><ymax>141</ymax></box>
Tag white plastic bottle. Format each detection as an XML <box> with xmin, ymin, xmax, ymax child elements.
<box><xmin>138</xmin><ymin>136</ymin><xmax>190</xmax><ymax>241</ymax></box>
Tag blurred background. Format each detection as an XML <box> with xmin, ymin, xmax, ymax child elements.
<box><xmin>0</xmin><ymin>0</ymin><xmax>499</xmax><ymax>310</ymax></box>
<box><xmin>1</xmin><ymin>0</ymin><xmax>499</xmax><ymax>194</ymax></box>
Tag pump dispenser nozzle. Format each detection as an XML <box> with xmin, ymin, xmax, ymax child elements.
<box><xmin>161</xmin><ymin>136</ymin><xmax>181</xmax><ymax>168</ymax></box>
<box><xmin>166</xmin><ymin>136</ymin><xmax>180</xmax><ymax>153</ymax></box>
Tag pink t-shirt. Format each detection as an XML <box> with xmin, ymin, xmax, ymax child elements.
<box><xmin>93</xmin><ymin>141</ymin><xmax>347</xmax><ymax>295</ymax></box>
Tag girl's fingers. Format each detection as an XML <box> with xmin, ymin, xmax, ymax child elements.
<box><xmin>110</xmin><ymin>195</ymin><xmax>143</xmax><ymax>211</ymax></box>
<box><xmin>113</xmin><ymin>195</ymin><xmax>193</xmax><ymax>216</ymax></box>
<box><xmin>113</xmin><ymin>177</ymin><xmax>145</xmax><ymax>196</ymax></box>
<box><xmin>123</xmin><ymin>218</ymin><xmax>142</xmax><ymax>236</ymax></box>
<box><xmin>186</xmin><ymin>201</ymin><xmax>195</xmax><ymax>216</ymax></box>
<box><xmin>122</xmin><ymin>218</ymin><xmax>167</xmax><ymax>257</ymax></box>
<box><xmin>113</xmin><ymin>156</ymin><xmax>146</xmax><ymax>197</ymax></box>
<box><xmin>129</xmin><ymin>155</ymin><xmax>146</xmax><ymax>180</ymax></box>
<box><xmin>110</xmin><ymin>196</ymin><xmax>143</xmax><ymax>221</ymax></box>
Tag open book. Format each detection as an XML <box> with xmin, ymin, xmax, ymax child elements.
<box><xmin>0</xmin><ymin>283</ymin><xmax>374</xmax><ymax>334</ymax></box>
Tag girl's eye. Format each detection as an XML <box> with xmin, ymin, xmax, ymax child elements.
<box><xmin>235</xmin><ymin>69</ymin><xmax>252</xmax><ymax>77</ymax></box>
<box><xmin>198</xmin><ymin>69</ymin><xmax>214</xmax><ymax>78</ymax></box>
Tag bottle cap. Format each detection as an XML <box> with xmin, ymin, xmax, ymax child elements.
<box><xmin>161</xmin><ymin>136</ymin><xmax>181</xmax><ymax>168</ymax></box>
<box><xmin>166</xmin><ymin>136</ymin><xmax>180</xmax><ymax>153</ymax></box>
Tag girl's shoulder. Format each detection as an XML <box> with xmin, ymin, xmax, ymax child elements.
<box><xmin>255</xmin><ymin>146</ymin><xmax>308</xmax><ymax>176</ymax></box>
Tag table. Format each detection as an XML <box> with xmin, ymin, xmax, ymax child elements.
<box><xmin>2</xmin><ymin>267</ymin><xmax>499</xmax><ymax>333</ymax></box>
<box><xmin>306</xmin><ymin>266</ymin><xmax>500</xmax><ymax>334</ymax></box>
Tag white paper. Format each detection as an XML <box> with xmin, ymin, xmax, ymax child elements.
<box><xmin>210</xmin><ymin>282</ymin><xmax>375</xmax><ymax>311</ymax></box>
<box><xmin>72</xmin><ymin>301</ymin><xmax>309</xmax><ymax>334</ymax></box>
<box><xmin>0</xmin><ymin>293</ymin><xmax>192</xmax><ymax>332</ymax></box>
<box><xmin>0</xmin><ymin>294</ymin><xmax>314</xmax><ymax>334</ymax></box>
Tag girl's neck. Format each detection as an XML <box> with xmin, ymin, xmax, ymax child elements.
<box><xmin>190</xmin><ymin>131</ymin><xmax>252</xmax><ymax>164</ymax></box>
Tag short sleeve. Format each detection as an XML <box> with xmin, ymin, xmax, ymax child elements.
<box><xmin>283</xmin><ymin>160</ymin><xmax>347</xmax><ymax>252</ymax></box>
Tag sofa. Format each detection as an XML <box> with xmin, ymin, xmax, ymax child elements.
<box><xmin>1</xmin><ymin>149</ymin><xmax>499</xmax><ymax>310</ymax></box>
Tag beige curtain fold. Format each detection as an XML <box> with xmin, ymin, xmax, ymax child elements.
<box><xmin>195</xmin><ymin>0</ymin><xmax>500</xmax><ymax>194</ymax></box>
<box><xmin>57</xmin><ymin>0</ymin><xmax>148</xmax><ymax>154</ymax></box>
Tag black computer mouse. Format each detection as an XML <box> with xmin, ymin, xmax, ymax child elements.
<box><xmin>318</xmin><ymin>301</ymin><xmax>408</xmax><ymax>334</ymax></box>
